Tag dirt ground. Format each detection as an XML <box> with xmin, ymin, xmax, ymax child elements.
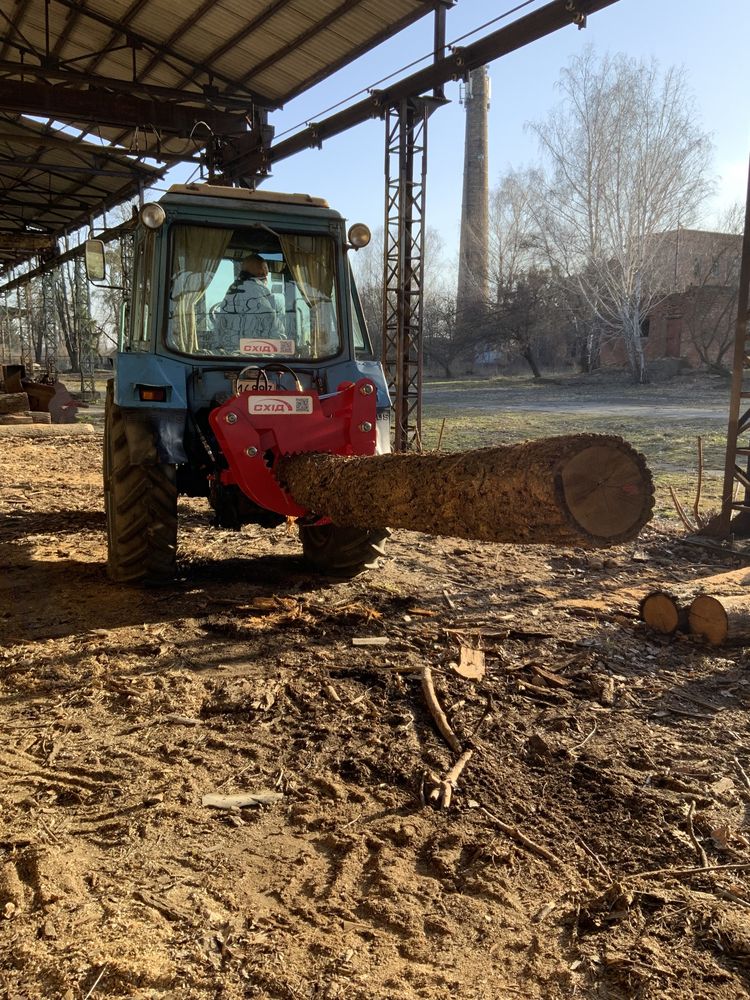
<box><xmin>2</xmin><ymin>430</ymin><xmax>750</xmax><ymax>1000</ymax></box>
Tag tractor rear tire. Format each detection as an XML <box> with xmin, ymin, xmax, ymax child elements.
<box><xmin>299</xmin><ymin>523</ymin><xmax>389</xmax><ymax>578</ymax></box>
<box><xmin>104</xmin><ymin>382</ymin><xmax>178</xmax><ymax>583</ymax></box>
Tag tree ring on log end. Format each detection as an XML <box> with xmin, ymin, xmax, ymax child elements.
<box><xmin>639</xmin><ymin>591</ymin><xmax>681</xmax><ymax>635</ymax></box>
<box><xmin>688</xmin><ymin>595</ymin><xmax>729</xmax><ymax>645</ymax></box>
<box><xmin>558</xmin><ymin>444</ymin><xmax>650</xmax><ymax>543</ymax></box>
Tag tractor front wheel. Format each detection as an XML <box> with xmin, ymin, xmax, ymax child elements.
<box><xmin>103</xmin><ymin>382</ymin><xmax>178</xmax><ymax>583</ymax></box>
<box><xmin>299</xmin><ymin>523</ymin><xmax>389</xmax><ymax>578</ymax></box>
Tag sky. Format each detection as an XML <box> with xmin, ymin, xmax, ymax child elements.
<box><xmin>185</xmin><ymin>0</ymin><xmax>750</xmax><ymax>256</ymax></box>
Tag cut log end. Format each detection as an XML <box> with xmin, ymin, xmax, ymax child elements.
<box><xmin>689</xmin><ymin>595</ymin><xmax>729</xmax><ymax>645</ymax></box>
<box><xmin>639</xmin><ymin>591</ymin><xmax>683</xmax><ymax>635</ymax></box>
<box><xmin>558</xmin><ymin>442</ymin><xmax>653</xmax><ymax>545</ymax></box>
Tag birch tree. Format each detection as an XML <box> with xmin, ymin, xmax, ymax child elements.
<box><xmin>529</xmin><ymin>49</ymin><xmax>713</xmax><ymax>382</ymax></box>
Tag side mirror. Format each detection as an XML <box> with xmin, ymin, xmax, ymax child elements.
<box><xmin>84</xmin><ymin>239</ymin><xmax>106</xmax><ymax>282</ymax></box>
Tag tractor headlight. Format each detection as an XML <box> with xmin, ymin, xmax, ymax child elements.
<box><xmin>140</xmin><ymin>203</ymin><xmax>166</xmax><ymax>229</ymax></box>
<box><xmin>347</xmin><ymin>223</ymin><xmax>371</xmax><ymax>249</ymax></box>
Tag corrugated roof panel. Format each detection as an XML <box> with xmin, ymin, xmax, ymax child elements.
<box><xmin>0</xmin><ymin>0</ymin><xmax>436</xmax><ymax>271</ymax></box>
<box><xmin>0</xmin><ymin>115</ymin><xmax>164</xmax><ymax>267</ymax></box>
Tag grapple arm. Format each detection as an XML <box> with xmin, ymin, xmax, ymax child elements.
<box><xmin>208</xmin><ymin>378</ymin><xmax>378</xmax><ymax>517</ymax></box>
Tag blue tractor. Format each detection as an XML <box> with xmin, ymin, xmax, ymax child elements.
<box><xmin>91</xmin><ymin>184</ymin><xmax>391</xmax><ymax>583</ymax></box>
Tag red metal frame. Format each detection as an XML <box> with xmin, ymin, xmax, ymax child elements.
<box><xmin>208</xmin><ymin>377</ymin><xmax>378</xmax><ymax>517</ymax></box>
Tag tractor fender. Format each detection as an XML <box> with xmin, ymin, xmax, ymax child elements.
<box><xmin>120</xmin><ymin>407</ymin><xmax>189</xmax><ymax>465</ymax></box>
<box><xmin>112</xmin><ymin>354</ymin><xmax>190</xmax><ymax>464</ymax></box>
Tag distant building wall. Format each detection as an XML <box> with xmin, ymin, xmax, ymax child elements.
<box><xmin>600</xmin><ymin>228</ymin><xmax>741</xmax><ymax>369</ymax></box>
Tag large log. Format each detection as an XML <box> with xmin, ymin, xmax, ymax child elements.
<box><xmin>0</xmin><ymin>411</ymin><xmax>34</xmax><ymax>425</ymax></box>
<box><xmin>278</xmin><ymin>434</ymin><xmax>654</xmax><ymax>547</ymax></box>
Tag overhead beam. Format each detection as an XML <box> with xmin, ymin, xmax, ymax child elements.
<box><xmin>221</xmin><ymin>0</ymin><xmax>620</xmax><ymax>179</ymax></box>
<box><xmin>0</xmin><ymin>59</ymin><xmax>257</xmax><ymax>109</ymax></box>
<box><xmin>0</xmin><ymin>79</ymin><xmax>248</xmax><ymax>136</ymax></box>
<box><xmin>0</xmin><ymin>128</ymin><xmax>190</xmax><ymax>165</ymax></box>
<box><xmin>0</xmin><ymin>154</ymin><xmax>158</xmax><ymax>177</ymax></box>
<box><xmin>0</xmin><ymin>233</ymin><xmax>55</xmax><ymax>251</ymax></box>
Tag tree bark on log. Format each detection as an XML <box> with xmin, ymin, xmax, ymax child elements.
<box><xmin>277</xmin><ymin>434</ymin><xmax>654</xmax><ymax>547</ymax></box>
<box><xmin>688</xmin><ymin>594</ymin><xmax>750</xmax><ymax>646</ymax></box>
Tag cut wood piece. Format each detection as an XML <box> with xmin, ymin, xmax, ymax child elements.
<box><xmin>455</xmin><ymin>645</ymin><xmax>485</xmax><ymax>680</ymax></box>
<box><xmin>0</xmin><ymin>392</ymin><xmax>30</xmax><ymax>415</ymax></box>
<box><xmin>0</xmin><ymin>423</ymin><xmax>95</xmax><ymax>438</ymax></box>
<box><xmin>30</xmin><ymin>411</ymin><xmax>52</xmax><ymax>425</ymax></box>
<box><xmin>639</xmin><ymin>590</ymin><xmax>688</xmax><ymax>635</ymax></box>
<box><xmin>278</xmin><ymin>434</ymin><xmax>654</xmax><ymax>548</ymax></box>
<box><xmin>688</xmin><ymin>594</ymin><xmax>750</xmax><ymax>646</ymax></box>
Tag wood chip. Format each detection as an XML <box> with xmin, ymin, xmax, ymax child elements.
<box><xmin>452</xmin><ymin>645</ymin><xmax>485</xmax><ymax>680</ymax></box>
<box><xmin>530</xmin><ymin>664</ymin><xmax>572</xmax><ymax>688</ymax></box>
<box><xmin>352</xmin><ymin>637</ymin><xmax>388</xmax><ymax>647</ymax></box>
<box><xmin>202</xmin><ymin>791</ymin><xmax>283</xmax><ymax>809</ymax></box>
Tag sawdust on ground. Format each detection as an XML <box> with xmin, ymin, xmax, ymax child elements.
<box><xmin>1</xmin><ymin>434</ymin><xmax>750</xmax><ymax>999</ymax></box>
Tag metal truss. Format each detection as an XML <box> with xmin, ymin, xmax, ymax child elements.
<box><xmin>381</xmin><ymin>98</ymin><xmax>429</xmax><ymax>453</ymax></box>
<box><xmin>17</xmin><ymin>286</ymin><xmax>34</xmax><ymax>371</ymax></box>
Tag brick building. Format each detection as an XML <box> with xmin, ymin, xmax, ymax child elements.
<box><xmin>601</xmin><ymin>228</ymin><xmax>741</xmax><ymax>369</ymax></box>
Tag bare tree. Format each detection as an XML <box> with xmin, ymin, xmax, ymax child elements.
<box><xmin>529</xmin><ymin>49</ymin><xmax>713</xmax><ymax>383</ymax></box>
<box><xmin>681</xmin><ymin>204</ymin><xmax>742</xmax><ymax>370</ymax></box>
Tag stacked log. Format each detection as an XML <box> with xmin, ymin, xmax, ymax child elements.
<box><xmin>278</xmin><ymin>434</ymin><xmax>654</xmax><ymax>548</ymax></box>
<box><xmin>639</xmin><ymin>566</ymin><xmax>750</xmax><ymax>644</ymax></box>
<box><xmin>0</xmin><ymin>392</ymin><xmax>32</xmax><ymax>425</ymax></box>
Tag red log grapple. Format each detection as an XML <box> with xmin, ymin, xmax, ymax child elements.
<box><xmin>208</xmin><ymin>377</ymin><xmax>378</xmax><ymax>519</ymax></box>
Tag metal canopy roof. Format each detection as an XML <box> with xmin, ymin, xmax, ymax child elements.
<box><xmin>0</xmin><ymin>0</ymin><xmax>436</xmax><ymax>272</ymax></box>
<box><xmin>0</xmin><ymin>114</ymin><xmax>163</xmax><ymax>268</ymax></box>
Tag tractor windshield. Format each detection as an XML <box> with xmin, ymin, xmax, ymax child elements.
<box><xmin>165</xmin><ymin>224</ymin><xmax>342</xmax><ymax>361</ymax></box>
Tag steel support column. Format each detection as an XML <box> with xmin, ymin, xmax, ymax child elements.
<box><xmin>74</xmin><ymin>254</ymin><xmax>97</xmax><ymax>399</ymax></box>
<box><xmin>381</xmin><ymin>97</ymin><xmax>428</xmax><ymax>453</ymax></box>
<box><xmin>18</xmin><ymin>285</ymin><xmax>33</xmax><ymax>370</ymax></box>
<box><xmin>41</xmin><ymin>269</ymin><xmax>58</xmax><ymax>377</ymax></box>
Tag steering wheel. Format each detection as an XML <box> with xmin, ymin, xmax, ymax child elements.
<box><xmin>237</xmin><ymin>362</ymin><xmax>303</xmax><ymax>392</ymax></box>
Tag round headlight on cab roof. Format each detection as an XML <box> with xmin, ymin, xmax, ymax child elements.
<box><xmin>347</xmin><ymin>223</ymin><xmax>371</xmax><ymax>249</ymax></box>
<box><xmin>140</xmin><ymin>203</ymin><xmax>166</xmax><ymax>229</ymax></box>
